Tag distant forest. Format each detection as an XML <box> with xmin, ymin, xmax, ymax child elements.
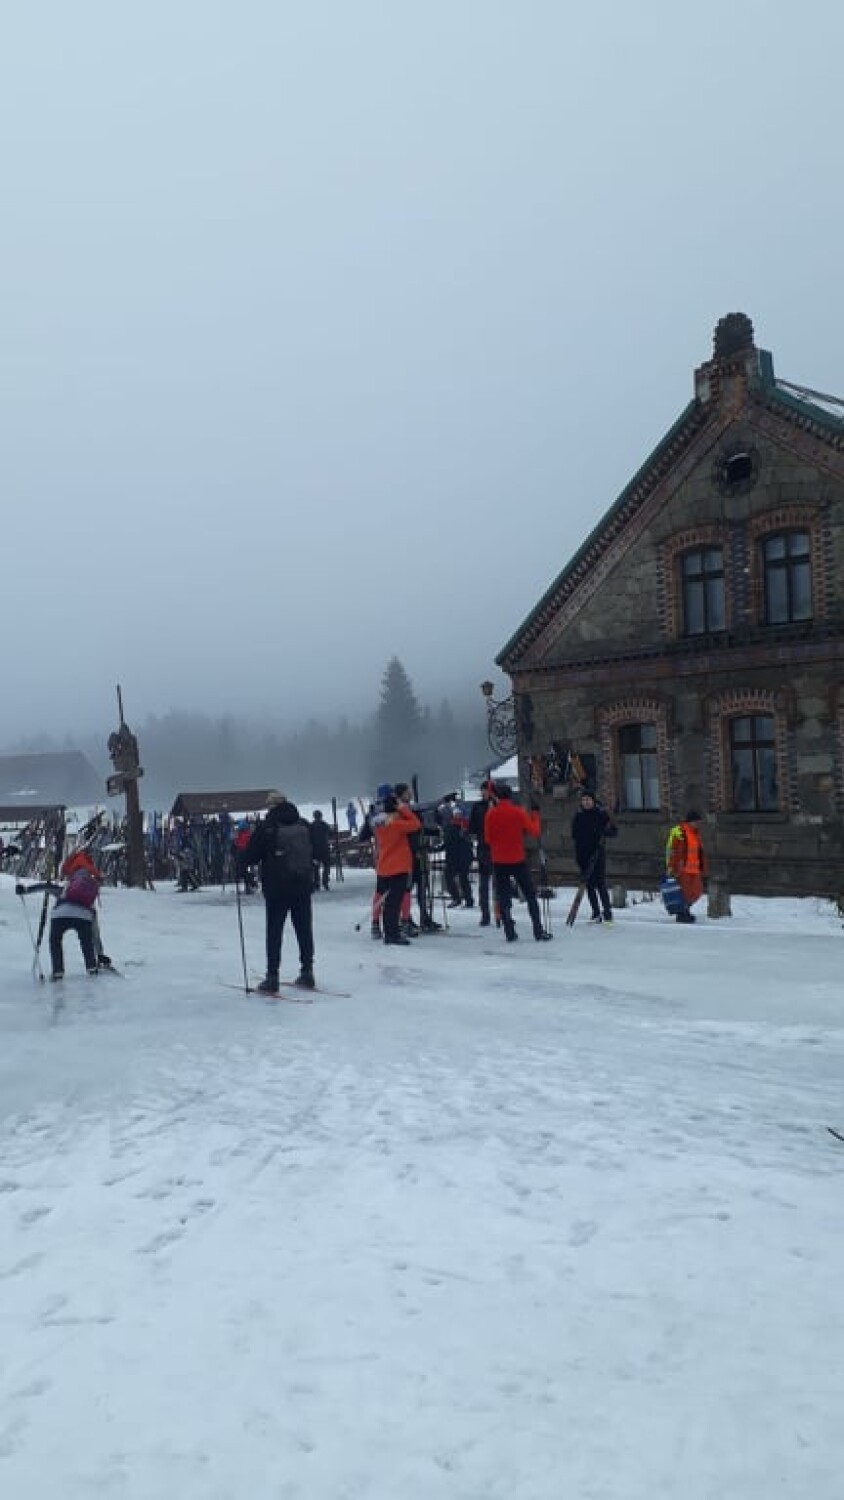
<box><xmin>6</xmin><ymin>660</ymin><xmax>495</xmax><ymax>810</ymax></box>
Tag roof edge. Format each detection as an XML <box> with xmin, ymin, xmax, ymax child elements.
<box><xmin>496</xmin><ymin>397</ymin><xmax>702</xmax><ymax>669</ymax></box>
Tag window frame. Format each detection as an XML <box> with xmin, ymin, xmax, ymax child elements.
<box><xmin>728</xmin><ymin>714</ymin><xmax>779</xmax><ymax>812</ymax></box>
<box><xmin>680</xmin><ymin>545</ymin><xmax>727</xmax><ymax>637</ymax></box>
<box><xmin>761</xmin><ymin>529</ymin><xmax>813</xmax><ymax>626</ymax></box>
<box><xmin>617</xmin><ymin>721</ymin><xmax>661</xmax><ymax>812</ymax></box>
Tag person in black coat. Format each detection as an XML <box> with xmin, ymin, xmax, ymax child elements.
<box><xmin>239</xmin><ymin>793</ymin><xmax>316</xmax><ymax>992</ymax></box>
<box><xmin>309</xmin><ymin>810</ymin><xmax>332</xmax><ymax>891</ymax></box>
<box><xmin>467</xmin><ymin>780</ymin><xmax>494</xmax><ymax>925</ymax></box>
<box><xmin>443</xmin><ymin>810</ymin><xmax>474</xmax><ymax>908</ymax></box>
<box><xmin>570</xmin><ymin>789</ymin><xmax>618</xmax><ymax>924</ymax></box>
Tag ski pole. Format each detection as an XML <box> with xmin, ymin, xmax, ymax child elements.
<box><xmin>18</xmin><ymin>890</ymin><xmax>45</xmax><ymax>983</ymax></box>
<box><xmin>234</xmin><ymin>873</ymin><xmax>250</xmax><ymax>991</ymax></box>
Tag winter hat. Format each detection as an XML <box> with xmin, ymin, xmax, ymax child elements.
<box><xmin>685</xmin><ymin>808</ymin><xmax>702</xmax><ymax>823</ymax></box>
<box><xmin>376</xmin><ymin>783</ymin><xmax>393</xmax><ymax>802</ymax></box>
<box><xmin>579</xmin><ymin>787</ymin><xmax>595</xmax><ymax>803</ymax></box>
<box><xmin>266</xmin><ymin>791</ymin><xmax>287</xmax><ymax>807</ymax></box>
<box><xmin>276</xmin><ymin>800</ymin><xmax>300</xmax><ymax>824</ymax></box>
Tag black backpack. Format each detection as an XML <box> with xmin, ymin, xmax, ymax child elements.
<box><xmin>271</xmin><ymin>823</ymin><xmax>313</xmax><ymax>885</ymax></box>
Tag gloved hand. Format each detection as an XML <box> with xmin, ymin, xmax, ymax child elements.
<box><xmin>15</xmin><ymin>883</ymin><xmax>26</xmax><ymax>896</ymax></box>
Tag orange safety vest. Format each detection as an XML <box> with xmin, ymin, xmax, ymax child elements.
<box><xmin>667</xmin><ymin>823</ymin><xmax>705</xmax><ymax>877</ymax></box>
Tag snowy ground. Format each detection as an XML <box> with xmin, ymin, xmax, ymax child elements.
<box><xmin>1</xmin><ymin>870</ymin><xmax>843</xmax><ymax>1499</ymax></box>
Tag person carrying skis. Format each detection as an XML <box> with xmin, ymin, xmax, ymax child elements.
<box><xmin>309</xmin><ymin>811</ymin><xmax>332</xmax><ymax>892</ymax></box>
<box><xmin>373</xmin><ymin>793</ymin><xmax>421</xmax><ymax>946</ymax></box>
<box><xmin>239</xmin><ymin>793</ymin><xmax>317</xmax><ymax>992</ymax></box>
<box><xmin>393</xmin><ymin>783</ymin><xmax>441</xmax><ymax>933</ymax></box>
<box><xmin>665</xmin><ymin>810</ymin><xmax>707</xmax><ymax>923</ymax></box>
<box><xmin>570</xmin><ymin>789</ymin><xmax>618</xmax><ymax>925</ymax></box>
<box><xmin>483</xmin><ymin>785</ymin><xmax>551</xmax><ymax>942</ymax></box>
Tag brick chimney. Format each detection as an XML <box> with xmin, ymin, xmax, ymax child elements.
<box><xmin>694</xmin><ymin>312</ymin><xmax>763</xmax><ymax>405</ymax></box>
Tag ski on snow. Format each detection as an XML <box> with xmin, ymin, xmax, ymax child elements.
<box><xmin>221</xmin><ymin>982</ymin><xmax>314</xmax><ymax>1004</ymax></box>
<box><xmin>827</xmin><ymin>1127</ymin><xmax>844</xmax><ymax>1143</ymax></box>
<box><xmin>222</xmin><ymin>979</ymin><xmax>351</xmax><ymax>1001</ymax></box>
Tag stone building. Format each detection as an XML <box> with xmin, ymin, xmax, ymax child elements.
<box><xmin>497</xmin><ymin>314</ymin><xmax>844</xmax><ymax>902</ymax></box>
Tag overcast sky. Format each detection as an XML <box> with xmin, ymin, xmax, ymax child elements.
<box><xmin>2</xmin><ymin>0</ymin><xmax>842</xmax><ymax>738</ymax></box>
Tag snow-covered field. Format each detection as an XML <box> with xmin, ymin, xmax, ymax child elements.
<box><xmin>1</xmin><ymin>870</ymin><xmax>842</xmax><ymax>1499</ymax></box>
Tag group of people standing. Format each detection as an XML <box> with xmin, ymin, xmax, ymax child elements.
<box><xmin>366</xmin><ymin>779</ymin><xmax>553</xmax><ymax>946</ymax></box>
<box><xmin>15</xmin><ymin>782</ymin><xmax>709</xmax><ymax>991</ymax></box>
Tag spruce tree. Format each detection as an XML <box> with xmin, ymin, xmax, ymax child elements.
<box><xmin>371</xmin><ymin>657</ymin><xmax>423</xmax><ymax>786</ymax></box>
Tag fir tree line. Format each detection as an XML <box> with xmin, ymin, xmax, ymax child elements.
<box><xmin>5</xmin><ymin>659</ymin><xmax>492</xmax><ymax>809</ymax></box>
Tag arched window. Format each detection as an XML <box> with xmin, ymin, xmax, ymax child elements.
<box><xmin>729</xmin><ymin>715</ymin><xmax>778</xmax><ymax>811</ymax></box>
<box><xmin>618</xmin><ymin>723</ymin><xmax>660</xmax><ymax>810</ymax></box>
<box><xmin>762</xmin><ymin>531</ymin><xmax>813</xmax><ymax>625</ymax></box>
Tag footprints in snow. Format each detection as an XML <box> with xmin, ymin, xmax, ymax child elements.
<box><xmin>133</xmin><ymin>1176</ymin><xmax>216</xmax><ymax>1255</ymax></box>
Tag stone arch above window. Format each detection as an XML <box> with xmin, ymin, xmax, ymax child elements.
<box><xmin>659</xmin><ymin>525</ymin><xmax>732</xmax><ymax>639</ymax></box>
<box><xmin>597</xmin><ymin>699</ymin><xmax>672</xmax><ymax>813</ymax></box>
<box><xmin>747</xmin><ymin>504</ymin><xmax>829</xmax><ymax>625</ymax></box>
<box><xmin>707</xmin><ymin>688</ymin><xmax>792</xmax><ymax>813</ymax></box>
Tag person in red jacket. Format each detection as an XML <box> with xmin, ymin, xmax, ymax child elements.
<box><xmin>483</xmin><ymin>785</ymin><xmax>551</xmax><ymax>942</ymax></box>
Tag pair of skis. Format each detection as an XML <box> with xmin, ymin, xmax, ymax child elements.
<box><xmin>222</xmin><ymin>978</ymin><xmax>350</xmax><ymax>1001</ymax></box>
<box><xmin>566</xmin><ymin>841</ymin><xmax>605</xmax><ymax>928</ymax></box>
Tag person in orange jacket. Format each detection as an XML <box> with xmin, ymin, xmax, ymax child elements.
<box><xmin>483</xmin><ymin>784</ymin><xmax>551</xmax><ymax>942</ymax></box>
<box><xmin>665</xmin><ymin>810</ymin><xmax>707</xmax><ymax>923</ymax></box>
<box><xmin>373</xmin><ymin>794</ymin><xmax>422</xmax><ymax>946</ymax></box>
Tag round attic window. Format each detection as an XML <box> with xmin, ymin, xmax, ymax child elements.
<box><xmin>714</xmin><ymin>446</ymin><xmax>759</xmax><ymax>496</ymax></box>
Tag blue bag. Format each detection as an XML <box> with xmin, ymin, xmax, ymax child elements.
<box><xmin>660</xmin><ymin>874</ymin><xmax>685</xmax><ymax>915</ymax></box>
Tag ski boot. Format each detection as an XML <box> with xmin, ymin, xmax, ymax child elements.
<box><xmin>257</xmin><ymin>974</ymin><xmax>280</xmax><ymax>995</ymax></box>
<box><xmin>294</xmin><ymin>967</ymin><xmax>316</xmax><ymax>990</ymax></box>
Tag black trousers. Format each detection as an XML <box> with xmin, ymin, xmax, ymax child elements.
<box><xmin>494</xmin><ymin>861</ymin><xmax>543</xmax><ymax>937</ymax></box>
<box><xmin>477</xmin><ymin>858</ymin><xmax>492</xmax><ymax>921</ymax></box>
<box><xmin>412</xmin><ymin>858</ymin><xmax>433</xmax><ymax>926</ymax></box>
<box><xmin>312</xmin><ymin>858</ymin><xmax>330</xmax><ymax>891</ymax></box>
<box><xmin>377</xmin><ymin>872</ymin><xmax>409</xmax><ymax>941</ymax></box>
<box><xmin>50</xmin><ymin>916</ymin><xmax>97</xmax><ymax>975</ymax></box>
<box><xmin>446</xmin><ymin>867</ymin><xmax>472</xmax><ymax>905</ymax></box>
<box><xmin>579</xmin><ymin>850</ymin><xmax>611</xmax><ymax>920</ymax></box>
<box><xmin>265</xmin><ymin>889</ymin><xmax>314</xmax><ymax>976</ymax></box>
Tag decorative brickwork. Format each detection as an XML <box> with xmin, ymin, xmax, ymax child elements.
<box><xmin>706</xmin><ymin>689</ymin><xmax>793</xmax><ymax>813</ymax></box>
<box><xmin>658</xmin><ymin>525</ymin><xmax>732</xmax><ymax>639</ymax></box>
<box><xmin>747</xmin><ymin>503</ymin><xmax>829</xmax><ymax>623</ymax></box>
<box><xmin>597</xmin><ymin>698</ymin><xmax>674</xmax><ymax>814</ymax></box>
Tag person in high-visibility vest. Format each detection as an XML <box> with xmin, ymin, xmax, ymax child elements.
<box><xmin>665</xmin><ymin>811</ymin><xmax>707</xmax><ymax>924</ymax></box>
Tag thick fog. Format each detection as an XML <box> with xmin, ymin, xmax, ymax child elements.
<box><xmin>2</xmin><ymin>0</ymin><xmax>843</xmax><ymax>744</ymax></box>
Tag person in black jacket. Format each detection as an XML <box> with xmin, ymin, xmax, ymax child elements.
<box><xmin>468</xmin><ymin>780</ymin><xmax>494</xmax><ymax>925</ymax></box>
<box><xmin>309</xmin><ymin>811</ymin><xmax>332</xmax><ymax>891</ymax></box>
<box><xmin>239</xmin><ymin>793</ymin><xmax>316</xmax><ymax>992</ymax></box>
<box><xmin>570</xmin><ymin>789</ymin><xmax>618</xmax><ymax>924</ymax></box>
<box><xmin>443</xmin><ymin>809</ymin><xmax>474</xmax><ymax>908</ymax></box>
